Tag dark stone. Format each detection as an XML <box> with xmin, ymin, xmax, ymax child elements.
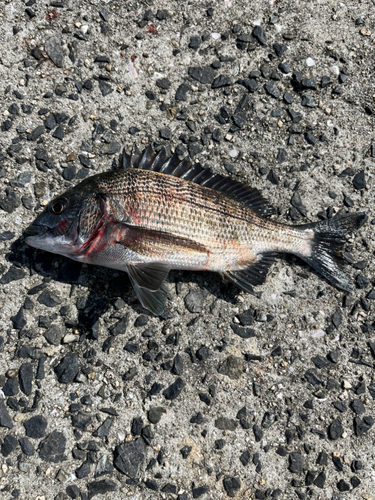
<box><xmin>44</xmin><ymin>324</ymin><xmax>65</xmax><ymax>346</ymax></box>
<box><xmin>71</xmin><ymin>412</ymin><xmax>92</xmax><ymax>431</ymax></box>
<box><xmin>24</xmin><ymin>415</ymin><xmax>47</xmax><ymax>438</ymax></box>
<box><xmin>11</xmin><ymin>307</ymin><xmax>26</xmax><ymax>330</ymax></box>
<box><xmin>38</xmin><ymin>431</ymin><xmax>66</xmax><ymax>462</ymax></box>
<box><xmin>163</xmin><ymin>377</ymin><xmax>186</xmax><ymax>400</ymax></box>
<box><xmin>353</xmin><ymin>171</ymin><xmax>365</xmax><ymax>190</ymax></box>
<box><xmin>223</xmin><ymin>476</ymin><xmax>241</xmax><ymax>497</ymax></box>
<box><xmin>180</xmin><ymin>445</ymin><xmax>192</xmax><ymax>459</ymax></box>
<box><xmin>148</xmin><ymin>407</ymin><xmax>165</xmax><ymax>424</ymax></box>
<box><xmin>19</xmin><ymin>363</ymin><xmax>33</xmax><ymax>396</ymax></box>
<box><xmin>87</xmin><ymin>479</ymin><xmax>117</xmax><ymax>499</ymax></box>
<box><xmin>354</xmin><ymin>416</ymin><xmax>374</xmax><ymax>436</ymax></box>
<box><xmin>321</xmin><ymin>76</ymin><xmax>331</xmax><ymax>88</ymax></box>
<box><xmin>304</xmin><ymin>133</ymin><xmax>317</xmax><ymax>145</ymax></box>
<box><xmin>19</xmin><ymin>437</ymin><xmax>35</xmax><ymax>456</ymax></box>
<box><xmin>215</xmin><ymin>417</ymin><xmax>237</xmax><ymax>431</ymax></box>
<box><xmin>192</xmin><ymin>486</ymin><xmax>208</xmax><ymax>498</ymax></box>
<box><xmin>273</xmin><ymin>43</ymin><xmax>287</xmax><ymax>57</ymax></box>
<box><xmin>3</xmin><ymin>378</ymin><xmax>19</xmax><ymax>397</ymax></box>
<box><xmin>93</xmin><ymin>417</ymin><xmax>113</xmax><ymax>437</ymax></box>
<box><xmin>328</xmin><ymin>419</ymin><xmax>343</xmax><ymax>440</ymax></box>
<box><xmin>314</xmin><ymin>471</ymin><xmax>326</xmax><ymax>488</ymax></box>
<box><xmin>109</xmin><ymin>315</ymin><xmax>129</xmax><ymax>336</ymax></box>
<box><xmin>252</xmin><ymin>26</ymin><xmax>266</xmax><ymax>44</ymax></box>
<box><xmin>76</xmin><ymin>461</ymin><xmax>91</xmax><ymax>479</ymax></box>
<box><xmin>230</xmin><ymin>325</ymin><xmax>255</xmax><ymax>339</ymax></box>
<box><xmin>45</xmin><ymin>37</ymin><xmax>64</xmax><ymax>67</ymax></box>
<box><xmin>99</xmin><ymin>80</ymin><xmax>113</xmax><ymax>97</ymax></box>
<box><xmin>217</xmin><ymin>356</ymin><xmax>244</xmax><ymax>379</ymax></box>
<box><xmin>351</xmin><ymin>400</ymin><xmax>365</xmax><ymax>416</ymax></box>
<box><xmin>211</xmin><ymin>75</ymin><xmax>232</xmax><ymax>89</ymax></box>
<box><xmin>175</xmin><ymin>84</ymin><xmax>190</xmax><ymax>101</ymax></box>
<box><xmin>0</xmin><ymin>399</ymin><xmax>13</xmax><ymax>429</ymax></box>
<box><xmin>55</xmin><ymin>353</ymin><xmax>78</xmax><ymax>383</ymax></box>
<box><xmin>253</xmin><ymin>424</ymin><xmax>263</xmax><ymax>442</ymax></box>
<box><xmin>332</xmin><ymin>309</ymin><xmax>343</xmax><ymax>328</ymax></box>
<box><xmin>240</xmin><ymin>449</ymin><xmax>251</xmax><ymax>466</ymax></box>
<box><xmin>288</xmin><ymin>109</ymin><xmax>303</xmax><ymax>123</ymax></box>
<box><xmin>52</xmin><ymin>125</ymin><xmax>64</xmax><ymax>140</ymax></box>
<box><xmin>337</xmin><ymin>480</ymin><xmax>350</xmax><ymax>492</ymax></box>
<box><xmin>159</xmin><ymin>128</ymin><xmax>171</xmax><ymax>140</ymax></box>
<box><xmin>289</xmin><ymin>452</ymin><xmax>304</xmax><ymax>473</ymax></box>
<box><xmin>172</xmin><ymin>353</ymin><xmax>183</xmax><ymax>375</ymax></box>
<box><xmin>243</xmin><ymin>79</ymin><xmax>258</xmax><ymax>92</ymax></box>
<box><xmin>278</xmin><ymin>62</ymin><xmax>290</xmax><ymax>74</ymax></box>
<box><xmin>276</xmin><ymin>148</ymin><xmax>287</xmax><ymax>163</ymax></box>
<box><xmin>30</xmin><ymin>125</ymin><xmax>45</xmax><ymax>141</ymax></box>
<box><xmin>190</xmin><ymin>412</ymin><xmax>203</xmax><ymax>424</ymax></box>
<box><xmin>0</xmin><ymin>189</ymin><xmax>21</xmax><ymax>214</ymax></box>
<box><xmin>95</xmin><ymin>454</ymin><xmax>114</xmax><ymax>477</ymax></box>
<box><xmin>37</xmin><ymin>290</ymin><xmax>61</xmax><ymax>307</ymax></box>
<box><xmin>114</xmin><ymin>438</ymin><xmax>146</xmax><ymax>478</ymax></box>
<box><xmin>189</xmin><ymin>36</ymin><xmax>200</xmax><ymax>49</ymax></box>
<box><xmin>188</xmin><ymin>67</ymin><xmax>216</xmax><ymax>85</ymax></box>
<box><xmin>66</xmin><ymin>485</ymin><xmax>80</xmax><ymax>499</ymax></box>
<box><xmin>1</xmin><ymin>434</ymin><xmax>18</xmax><ymax>457</ymax></box>
<box><xmin>263</xmin><ymin>81</ymin><xmax>280</xmax><ymax>98</ymax></box>
<box><xmin>301</xmin><ymin>94</ymin><xmax>316</xmax><ymax>107</ymax></box>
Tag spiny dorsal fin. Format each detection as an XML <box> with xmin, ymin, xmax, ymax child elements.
<box><xmin>120</xmin><ymin>145</ymin><xmax>276</xmax><ymax>217</ymax></box>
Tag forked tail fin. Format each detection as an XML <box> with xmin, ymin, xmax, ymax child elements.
<box><xmin>298</xmin><ymin>212</ymin><xmax>366</xmax><ymax>292</ymax></box>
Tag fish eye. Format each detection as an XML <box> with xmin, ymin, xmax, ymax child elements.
<box><xmin>50</xmin><ymin>198</ymin><xmax>67</xmax><ymax>215</ymax></box>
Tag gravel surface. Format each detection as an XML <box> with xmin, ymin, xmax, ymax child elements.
<box><xmin>0</xmin><ymin>1</ymin><xmax>375</xmax><ymax>499</ymax></box>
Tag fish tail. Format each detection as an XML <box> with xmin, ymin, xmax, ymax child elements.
<box><xmin>297</xmin><ymin>211</ymin><xmax>366</xmax><ymax>292</ymax></box>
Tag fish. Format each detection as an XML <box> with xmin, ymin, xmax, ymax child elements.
<box><xmin>25</xmin><ymin>145</ymin><xmax>366</xmax><ymax>315</ymax></box>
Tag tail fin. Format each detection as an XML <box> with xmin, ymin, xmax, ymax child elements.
<box><xmin>298</xmin><ymin>212</ymin><xmax>366</xmax><ymax>292</ymax></box>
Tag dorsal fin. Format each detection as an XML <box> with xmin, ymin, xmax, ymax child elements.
<box><xmin>119</xmin><ymin>145</ymin><xmax>276</xmax><ymax>217</ymax></box>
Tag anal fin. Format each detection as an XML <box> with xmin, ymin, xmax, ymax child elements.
<box><xmin>129</xmin><ymin>277</ymin><xmax>168</xmax><ymax>316</ymax></box>
<box><xmin>223</xmin><ymin>252</ymin><xmax>278</xmax><ymax>296</ymax></box>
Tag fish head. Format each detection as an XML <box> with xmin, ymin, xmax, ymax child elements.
<box><xmin>25</xmin><ymin>179</ymin><xmax>105</xmax><ymax>257</ymax></box>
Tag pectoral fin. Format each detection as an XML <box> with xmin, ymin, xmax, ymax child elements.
<box><xmin>127</xmin><ymin>263</ymin><xmax>170</xmax><ymax>315</ymax></box>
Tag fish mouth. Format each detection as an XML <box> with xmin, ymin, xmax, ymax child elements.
<box><xmin>25</xmin><ymin>224</ymin><xmax>47</xmax><ymax>237</ymax></box>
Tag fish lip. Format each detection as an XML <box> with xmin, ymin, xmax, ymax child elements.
<box><xmin>25</xmin><ymin>224</ymin><xmax>47</xmax><ymax>237</ymax></box>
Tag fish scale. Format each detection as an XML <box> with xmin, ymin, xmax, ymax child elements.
<box><xmin>25</xmin><ymin>145</ymin><xmax>366</xmax><ymax>315</ymax></box>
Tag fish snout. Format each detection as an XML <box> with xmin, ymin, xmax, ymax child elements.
<box><xmin>25</xmin><ymin>223</ymin><xmax>47</xmax><ymax>237</ymax></box>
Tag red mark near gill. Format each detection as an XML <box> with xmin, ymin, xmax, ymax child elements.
<box><xmin>56</xmin><ymin>218</ymin><xmax>70</xmax><ymax>235</ymax></box>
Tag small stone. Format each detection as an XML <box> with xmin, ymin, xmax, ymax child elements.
<box><xmin>1</xmin><ymin>435</ymin><xmax>18</xmax><ymax>457</ymax></box>
<box><xmin>314</xmin><ymin>471</ymin><xmax>326</xmax><ymax>488</ymax></box>
<box><xmin>175</xmin><ymin>84</ymin><xmax>190</xmax><ymax>101</ymax></box>
<box><xmin>215</xmin><ymin>417</ymin><xmax>238</xmax><ymax>431</ymax></box>
<box><xmin>87</xmin><ymin>479</ymin><xmax>117</xmax><ymax>499</ymax></box>
<box><xmin>301</xmin><ymin>94</ymin><xmax>316</xmax><ymax>107</ymax></box>
<box><xmin>217</xmin><ymin>356</ymin><xmax>244</xmax><ymax>379</ymax></box>
<box><xmin>189</xmin><ymin>36</ymin><xmax>200</xmax><ymax>49</ymax></box>
<box><xmin>114</xmin><ymin>438</ymin><xmax>146</xmax><ymax>478</ymax></box>
<box><xmin>95</xmin><ymin>454</ymin><xmax>114</xmax><ymax>477</ymax></box>
<box><xmin>212</xmin><ymin>75</ymin><xmax>232</xmax><ymax>89</ymax></box>
<box><xmin>196</xmin><ymin>346</ymin><xmax>209</xmax><ymax>361</ymax></box>
<box><xmin>93</xmin><ymin>418</ymin><xmax>113</xmax><ymax>437</ymax></box>
<box><xmin>230</xmin><ymin>325</ymin><xmax>255</xmax><ymax>339</ymax></box>
<box><xmin>76</xmin><ymin>461</ymin><xmax>90</xmax><ymax>479</ymax></box>
<box><xmin>223</xmin><ymin>477</ymin><xmax>241</xmax><ymax>497</ymax></box>
<box><xmin>109</xmin><ymin>315</ymin><xmax>129</xmax><ymax>336</ymax></box>
<box><xmin>3</xmin><ymin>378</ymin><xmax>19</xmax><ymax>396</ymax></box>
<box><xmin>44</xmin><ymin>325</ymin><xmax>66</xmax><ymax>346</ymax></box>
<box><xmin>354</xmin><ymin>416</ymin><xmax>374</xmax><ymax>436</ymax></box>
<box><xmin>52</xmin><ymin>125</ymin><xmax>64</xmax><ymax>140</ymax></box>
<box><xmin>328</xmin><ymin>419</ymin><xmax>343</xmax><ymax>440</ymax></box>
<box><xmin>159</xmin><ymin>128</ymin><xmax>171</xmax><ymax>140</ymax></box>
<box><xmin>243</xmin><ymin>79</ymin><xmax>258</xmax><ymax>92</ymax></box>
<box><xmin>337</xmin><ymin>480</ymin><xmax>350</xmax><ymax>492</ymax></box>
<box><xmin>19</xmin><ymin>363</ymin><xmax>33</xmax><ymax>396</ymax></box>
<box><xmin>184</xmin><ymin>290</ymin><xmax>206</xmax><ymax>313</ymax></box>
<box><xmin>71</xmin><ymin>412</ymin><xmax>92</xmax><ymax>431</ymax></box>
<box><xmin>264</xmin><ymin>81</ymin><xmax>280</xmax><ymax>98</ymax></box>
<box><xmin>276</xmin><ymin>148</ymin><xmax>287</xmax><ymax>163</ymax></box>
<box><xmin>38</xmin><ymin>431</ymin><xmax>66</xmax><ymax>463</ymax></box>
<box><xmin>278</xmin><ymin>63</ymin><xmax>290</xmax><ymax>74</ymax></box>
<box><xmin>37</xmin><ymin>290</ymin><xmax>61</xmax><ymax>307</ymax></box>
<box><xmin>99</xmin><ymin>80</ymin><xmax>113</xmax><ymax>96</ymax></box>
<box><xmin>289</xmin><ymin>452</ymin><xmax>304</xmax><ymax>473</ymax></box>
<box><xmin>19</xmin><ymin>437</ymin><xmax>35</xmax><ymax>456</ymax></box>
<box><xmin>192</xmin><ymin>486</ymin><xmax>208</xmax><ymax>498</ymax></box>
<box><xmin>273</xmin><ymin>43</ymin><xmax>287</xmax><ymax>57</ymax></box>
<box><xmin>54</xmin><ymin>353</ymin><xmax>79</xmax><ymax>383</ymax></box>
<box><xmin>0</xmin><ymin>399</ymin><xmax>13</xmax><ymax>429</ymax></box>
<box><xmin>304</xmin><ymin>133</ymin><xmax>317</xmax><ymax>145</ymax></box>
<box><xmin>0</xmin><ymin>189</ymin><xmax>21</xmax><ymax>214</ymax></box>
<box><xmin>0</xmin><ymin>266</ymin><xmax>26</xmax><ymax>284</ymax></box>
<box><xmin>24</xmin><ymin>415</ymin><xmax>47</xmax><ymax>439</ymax></box>
<box><xmin>148</xmin><ymin>407</ymin><xmax>165</xmax><ymax>424</ymax></box>
<box><xmin>188</xmin><ymin>67</ymin><xmax>216</xmax><ymax>85</ymax></box>
<box><xmin>45</xmin><ymin>37</ymin><xmax>64</xmax><ymax>67</ymax></box>
<box><xmin>163</xmin><ymin>377</ymin><xmax>186</xmax><ymax>400</ymax></box>
<box><xmin>252</xmin><ymin>26</ymin><xmax>266</xmax><ymax>44</ymax></box>
<box><xmin>353</xmin><ymin>171</ymin><xmax>365</xmax><ymax>190</ymax></box>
